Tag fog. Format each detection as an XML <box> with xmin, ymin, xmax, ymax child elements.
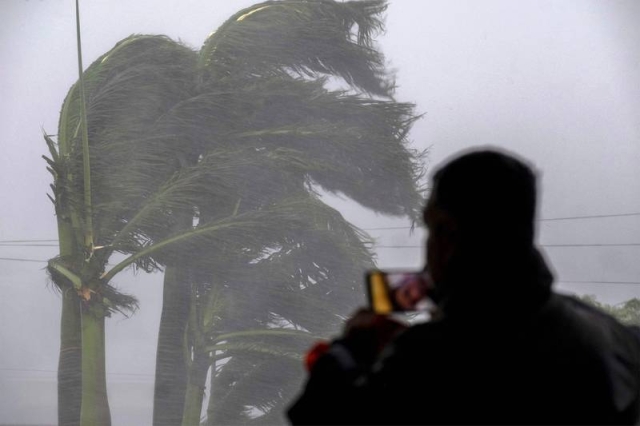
<box><xmin>1</xmin><ymin>1</ymin><xmax>639</xmax><ymax>425</ymax></box>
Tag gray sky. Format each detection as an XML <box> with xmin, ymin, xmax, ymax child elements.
<box><xmin>1</xmin><ymin>1</ymin><xmax>639</xmax><ymax>424</ymax></box>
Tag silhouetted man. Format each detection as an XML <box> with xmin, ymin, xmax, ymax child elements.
<box><xmin>287</xmin><ymin>147</ymin><xmax>640</xmax><ymax>425</ymax></box>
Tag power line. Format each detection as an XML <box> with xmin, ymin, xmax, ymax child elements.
<box><xmin>0</xmin><ymin>257</ymin><xmax>48</xmax><ymax>263</ymax></box>
<box><xmin>0</xmin><ymin>243</ymin><xmax>59</xmax><ymax>247</ymax></box>
<box><xmin>0</xmin><ymin>258</ymin><xmax>637</xmax><ymax>287</ymax></box>
<box><xmin>541</xmin><ymin>212</ymin><xmax>640</xmax><ymax>222</ymax></box>
<box><xmin>558</xmin><ymin>280</ymin><xmax>640</xmax><ymax>286</ymax></box>
<box><xmin>376</xmin><ymin>243</ymin><xmax>640</xmax><ymax>249</ymax></box>
<box><xmin>0</xmin><ymin>367</ymin><xmax>153</xmax><ymax>378</ymax></box>
<box><xmin>1</xmin><ymin>212</ymin><xmax>639</xmax><ymax>241</ymax></box>
<box><xmin>3</xmin><ymin>242</ymin><xmax>640</xmax><ymax>263</ymax></box>
<box><xmin>363</xmin><ymin>212</ymin><xmax>640</xmax><ymax>231</ymax></box>
<box><xmin>544</xmin><ymin>243</ymin><xmax>640</xmax><ymax>247</ymax></box>
<box><xmin>5</xmin><ymin>243</ymin><xmax>640</xmax><ymax>251</ymax></box>
<box><xmin>0</xmin><ymin>239</ymin><xmax>58</xmax><ymax>243</ymax></box>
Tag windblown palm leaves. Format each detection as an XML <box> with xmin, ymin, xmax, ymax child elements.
<box><xmin>46</xmin><ymin>33</ymin><xmax>201</xmax><ymax>426</ymax></box>
<box><xmin>45</xmin><ymin>1</ymin><xmax>425</xmax><ymax>425</ymax></box>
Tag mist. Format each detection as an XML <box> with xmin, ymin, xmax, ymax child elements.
<box><xmin>1</xmin><ymin>1</ymin><xmax>639</xmax><ymax>425</ymax></box>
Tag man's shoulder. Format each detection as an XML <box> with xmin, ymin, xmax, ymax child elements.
<box><xmin>396</xmin><ymin>294</ymin><xmax>640</xmax><ymax>350</ymax></box>
<box><xmin>535</xmin><ymin>293</ymin><xmax>640</xmax><ymax>362</ymax></box>
<box><xmin>549</xmin><ymin>293</ymin><xmax>640</xmax><ymax>423</ymax></box>
<box><xmin>548</xmin><ymin>293</ymin><xmax>638</xmax><ymax>336</ymax></box>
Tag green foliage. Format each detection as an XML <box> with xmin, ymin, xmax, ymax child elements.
<box><xmin>579</xmin><ymin>295</ymin><xmax>640</xmax><ymax>326</ymax></box>
<box><xmin>46</xmin><ymin>1</ymin><xmax>425</xmax><ymax>424</ymax></box>
<box><xmin>199</xmin><ymin>0</ymin><xmax>391</xmax><ymax>95</ymax></box>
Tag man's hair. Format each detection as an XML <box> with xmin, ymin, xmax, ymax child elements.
<box><xmin>430</xmin><ymin>148</ymin><xmax>537</xmax><ymax>250</ymax></box>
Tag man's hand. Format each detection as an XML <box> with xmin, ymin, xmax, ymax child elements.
<box><xmin>338</xmin><ymin>308</ymin><xmax>408</xmax><ymax>365</ymax></box>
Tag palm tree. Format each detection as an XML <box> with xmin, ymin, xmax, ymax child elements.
<box><xmin>45</xmin><ymin>28</ymin><xmax>201</xmax><ymax>425</ymax></box>
<box><xmin>45</xmin><ymin>1</ymin><xmax>425</xmax><ymax>425</ymax></box>
<box><xmin>154</xmin><ymin>2</ymin><xmax>426</xmax><ymax>424</ymax></box>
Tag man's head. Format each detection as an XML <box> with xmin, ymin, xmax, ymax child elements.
<box><xmin>423</xmin><ymin>148</ymin><xmax>538</xmax><ymax>293</ymax></box>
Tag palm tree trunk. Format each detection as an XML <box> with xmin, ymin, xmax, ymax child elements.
<box><xmin>80</xmin><ymin>309</ymin><xmax>111</xmax><ymax>426</ymax></box>
<box><xmin>182</xmin><ymin>352</ymin><xmax>209</xmax><ymax>426</ymax></box>
<box><xmin>59</xmin><ymin>288</ymin><xmax>82</xmax><ymax>426</ymax></box>
<box><xmin>153</xmin><ymin>266</ymin><xmax>191</xmax><ymax>426</ymax></box>
<box><xmin>181</xmin><ymin>276</ymin><xmax>211</xmax><ymax>426</ymax></box>
<box><xmin>57</xmin><ymin>215</ymin><xmax>83</xmax><ymax>426</ymax></box>
<box><xmin>205</xmin><ymin>359</ymin><xmax>216</xmax><ymax>425</ymax></box>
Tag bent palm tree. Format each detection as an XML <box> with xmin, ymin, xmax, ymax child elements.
<box><xmin>45</xmin><ymin>1</ymin><xmax>425</xmax><ymax>425</ymax></box>
<box><xmin>159</xmin><ymin>2</ymin><xmax>426</xmax><ymax>424</ymax></box>
<box><xmin>46</xmin><ymin>31</ymin><xmax>202</xmax><ymax>426</ymax></box>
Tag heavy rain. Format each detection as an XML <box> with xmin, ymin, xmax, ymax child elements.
<box><xmin>1</xmin><ymin>1</ymin><xmax>639</xmax><ymax>425</ymax></box>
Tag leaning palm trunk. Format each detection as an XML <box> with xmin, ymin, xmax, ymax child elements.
<box><xmin>182</xmin><ymin>290</ymin><xmax>210</xmax><ymax>426</ymax></box>
<box><xmin>182</xmin><ymin>354</ymin><xmax>209</xmax><ymax>426</ymax></box>
<box><xmin>153</xmin><ymin>267</ymin><xmax>191</xmax><ymax>425</ymax></box>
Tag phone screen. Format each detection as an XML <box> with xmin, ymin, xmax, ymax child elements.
<box><xmin>365</xmin><ymin>270</ymin><xmax>433</xmax><ymax>314</ymax></box>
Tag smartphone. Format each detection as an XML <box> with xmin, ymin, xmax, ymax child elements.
<box><xmin>365</xmin><ymin>269</ymin><xmax>434</xmax><ymax>314</ymax></box>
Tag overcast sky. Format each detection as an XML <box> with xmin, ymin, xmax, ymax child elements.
<box><xmin>1</xmin><ymin>1</ymin><xmax>639</xmax><ymax>424</ymax></box>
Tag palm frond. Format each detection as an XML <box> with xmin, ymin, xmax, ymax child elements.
<box><xmin>199</xmin><ymin>0</ymin><xmax>392</xmax><ymax>96</ymax></box>
<box><xmin>206</xmin><ymin>328</ymin><xmax>316</xmax><ymax>356</ymax></box>
<box><xmin>103</xmin><ymin>193</ymin><xmax>373</xmax><ymax>280</ymax></box>
<box><xmin>57</xmin><ymin>35</ymin><xmax>199</xmax><ymax>245</ymax></box>
<box><xmin>99</xmin><ymin>282</ymin><xmax>139</xmax><ymax>317</ymax></box>
<box><xmin>206</xmin><ymin>353</ymin><xmax>302</xmax><ymax>425</ymax></box>
<box><xmin>167</xmin><ymin>76</ymin><xmax>426</xmax><ymax>219</ymax></box>
<box><xmin>47</xmin><ymin>2</ymin><xmax>427</xmax><ymax>422</ymax></box>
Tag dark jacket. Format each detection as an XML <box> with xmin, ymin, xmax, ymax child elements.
<box><xmin>287</xmin><ymin>254</ymin><xmax>640</xmax><ymax>425</ymax></box>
